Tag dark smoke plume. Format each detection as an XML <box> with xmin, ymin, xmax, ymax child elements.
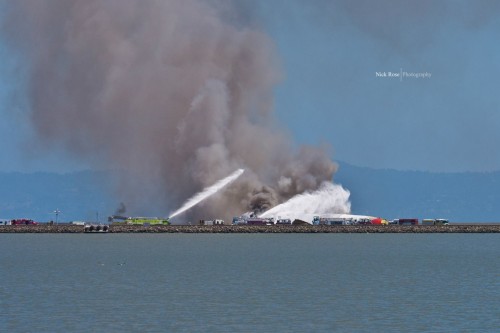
<box><xmin>2</xmin><ymin>0</ymin><xmax>338</xmax><ymax>221</ymax></box>
<box><xmin>115</xmin><ymin>202</ymin><xmax>127</xmax><ymax>216</ymax></box>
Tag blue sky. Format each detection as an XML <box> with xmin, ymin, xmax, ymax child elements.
<box><xmin>1</xmin><ymin>0</ymin><xmax>499</xmax><ymax>173</ymax></box>
<box><xmin>263</xmin><ymin>0</ymin><xmax>500</xmax><ymax>172</ymax></box>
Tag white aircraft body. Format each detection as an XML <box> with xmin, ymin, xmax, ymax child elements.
<box><xmin>259</xmin><ymin>212</ymin><xmax>376</xmax><ymax>225</ymax></box>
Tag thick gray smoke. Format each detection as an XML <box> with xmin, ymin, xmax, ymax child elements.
<box><xmin>2</xmin><ymin>0</ymin><xmax>339</xmax><ymax>221</ymax></box>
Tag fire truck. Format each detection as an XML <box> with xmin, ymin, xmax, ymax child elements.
<box><xmin>422</xmin><ymin>219</ymin><xmax>449</xmax><ymax>226</ymax></box>
<box><xmin>108</xmin><ymin>215</ymin><xmax>170</xmax><ymax>225</ymax></box>
<box><xmin>11</xmin><ymin>219</ymin><xmax>38</xmax><ymax>225</ymax></box>
<box><xmin>397</xmin><ymin>218</ymin><xmax>419</xmax><ymax>225</ymax></box>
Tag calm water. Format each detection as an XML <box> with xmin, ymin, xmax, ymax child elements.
<box><xmin>0</xmin><ymin>234</ymin><xmax>498</xmax><ymax>332</ymax></box>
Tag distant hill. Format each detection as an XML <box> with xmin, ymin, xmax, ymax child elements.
<box><xmin>335</xmin><ymin>162</ymin><xmax>500</xmax><ymax>222</ymax></box>
<box><xmin>0</xmin><ymin>171</ymin><xmax>116</xmax><ymax>222</ymax></box>
<box><xmin>1</xmin><ymin>165</ymin><xmax>499</xmax><ymax>223</ymax></box>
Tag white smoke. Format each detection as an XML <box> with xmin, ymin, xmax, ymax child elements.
<box><xmin>259</xmin><ymin>182</ymin><xmax>351</xmax><ymax>223</ymax></box>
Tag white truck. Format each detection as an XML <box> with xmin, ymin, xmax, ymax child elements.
<box><xmin>0</xmin><ymin>219</ymin><xmax>11</xmax><ymax>226</ymax></box>
<box><xmin>422</xmin><ymin>219</ymin><xmax>449</xmax><ymax>226</ymax></box>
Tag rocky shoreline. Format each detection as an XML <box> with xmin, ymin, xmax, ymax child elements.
<box><xmin>1</xmin><ymin>224</ymin><xmax>499</xmax><ymax>233</ymax></box>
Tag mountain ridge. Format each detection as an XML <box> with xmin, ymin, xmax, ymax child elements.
<box><xmin>335</xmin><ymin>162</ymin><xmax>500</xmax><ymax>222</ymax></box>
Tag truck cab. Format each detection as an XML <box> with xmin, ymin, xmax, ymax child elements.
<box><xmin>0</xmin><ymin>219</ymin><xmax>11</xmax><ymax>226</ymax></box>
<box><xmin>312</xmin><ymin>216</ymin><xmax>320</xmax><ymax>225</ymax></box>
<box><xmin>435</xmin><ymin>219</ymin><xmax>449</xmax><ymax>225</ymax></box>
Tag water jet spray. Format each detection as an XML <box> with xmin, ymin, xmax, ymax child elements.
<box><xmin>169</xmin><ymin>169</ymin><xmax>245</xmax><ymax>219</ymax></box>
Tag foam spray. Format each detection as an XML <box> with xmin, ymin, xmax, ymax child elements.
<box><xmin>259</xmin><ymin>182</ymin><xmax>351</xmax><ymax>223</ymax></box>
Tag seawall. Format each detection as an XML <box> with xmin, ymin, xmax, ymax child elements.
<box><xmin>1</xmin><ymin>224</ymin><xmax>499</xmax><ymax>233</ymax></box>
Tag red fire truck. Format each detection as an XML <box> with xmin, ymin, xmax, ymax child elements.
<box><xmin>11</xmin><ymin>219</ymin><xmax>38</xmax><ymax>225</ymax></box>
<box><xmin>397</xmin><ymin>218</ymin><xmax>419</xmax><ymax>225</ymax></box>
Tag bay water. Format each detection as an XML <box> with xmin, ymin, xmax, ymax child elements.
<box><xmin>0</xmin><ymin>234</ymin><xmax>498</xmax><ymax>332</ymax></box>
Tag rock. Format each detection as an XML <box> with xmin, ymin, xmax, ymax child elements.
<box><xmin>0</xmin><ymin>224</ymin><xmax>499</xmax><ymax>233</ymax></box>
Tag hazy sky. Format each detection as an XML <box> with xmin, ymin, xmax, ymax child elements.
<box><xmin>1</xmin><ymin>0</ymin><xmax>499</xmax><ymax>173</ymax></box>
